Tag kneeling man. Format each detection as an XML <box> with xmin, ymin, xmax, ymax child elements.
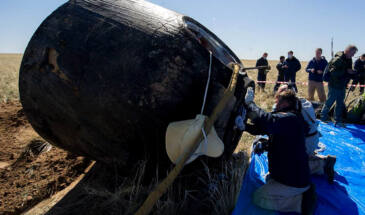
<box><xmin>244</xmin><ymin>88</ymin><xmax>316</xmax><ymax>215</ymax></box>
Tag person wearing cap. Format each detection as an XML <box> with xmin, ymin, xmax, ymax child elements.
<box><xmin>243</xmin><ymin>87</ymin><xmax>316</xmax><ymax>215</ymax></box>
<box><xmin>256</xmin><ymin>52</ymin><xmax>270</xmax><ymax>92</ymax></box>
<box><xmin>321</xmin><ymin>45</ymin><xmax>358</xmax><ymax>126</ymax></box>
<box><xmin>306</xmin><ymin>48</ymin><xmax>328</xmax><ymax>103</ymax></box>
<box><xmin>284</xmin><ymin>51</ymin><xmax>301</xmax><ymax>92</ymax></box>
<box><xmin>273</xmin><ymin>56</ymin><xmax>288</xmax><ymax>93</ymax></box>
<box><xmin>350</xmin><ymin>54</ymin><xmax>365</xmax><ymax>95</ymax></box>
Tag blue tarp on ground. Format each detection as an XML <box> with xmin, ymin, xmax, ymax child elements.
<box><xmin>232</xmin><ymin>122</ymin><xmax>365</xmax><ymax>215</ymax></box>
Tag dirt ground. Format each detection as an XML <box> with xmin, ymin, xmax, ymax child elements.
<box><xmin>0</xmin><ymin>101</ymin><xmax>91</xmax><ymax>215</ymax></box>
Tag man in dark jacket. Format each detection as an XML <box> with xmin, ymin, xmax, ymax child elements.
<box><xmin>321</xmin><ymin>45</ymin><xmax>358</xmax><ymax>126</ymax></box>
<box><xmin>256</xmin><ymin>53</ymin><xmax>270</xmax><ymax>91</ymax></box>
<box><xmin>350</xmin><ymin>54</ymin><xmax>365</xmax><ymax>94</ymax></box>
<box><xmin>284</xmin><ymin>51</ymin><xmax>301</xmax><ymax>92</ymax></box>
<box><xmin>243</xmin><ymin>88</ymin><xmax>316</xmax><ymax>214</ymax></box>
<box><xmin>306</xmin><ymin>48</ymin><xmax>328</xmax><ymax>103</ymax></box>
<box><xmin>273</xmin><ymin>56</ymin><xmax>288</xmax><ymax>93</ymax></box>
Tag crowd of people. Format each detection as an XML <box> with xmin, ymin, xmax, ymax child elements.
<box><xmin>255</xmin><ymin>45</ymin><xmax>364</xmax><ymax>126</ymax></box>
<box><xmin>234</xmin><ymin>45</ymin><xmax>364</xmax><ymax>214</ymax></box>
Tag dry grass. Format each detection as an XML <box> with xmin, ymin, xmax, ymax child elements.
<box><xmin>79</xmin><ymin>161</ymin><xmax>188</xmax><ymax>215</ymax></box>
<box><xmin>0</xmin><ymin>54</ymin><xmax>22</xmax><ymax>103</ymax></box>
<box><xmin>50</xmin><ymin>155</ymin><xmax>247</xmax><ymax>215</ymax></box>
<box><xmin>207</xmin><ymin>153</ymin><xmax>247</xmax><ymax>214</ymax></box>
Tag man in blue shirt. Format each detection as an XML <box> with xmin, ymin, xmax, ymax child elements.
<box><xmin>306</xmin><ymin>48</ymin><xmax>328</xmax><ymax>103</ymax></box>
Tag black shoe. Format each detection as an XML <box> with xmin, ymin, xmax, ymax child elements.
<box><xmin>301</xmin><ymin>184</ymin><xmax>317</xmax><ymax>215</ymax></box>
<box><xmin>324</xmin><ymin>155</ymin><xmax>337</xmax><ymax>183</ymax></box>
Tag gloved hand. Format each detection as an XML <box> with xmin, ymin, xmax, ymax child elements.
<box><xmin>253</xmin><ymin>137</ymin><xmax>269</xmax><ymax>155</ymax></box>
<box><xmin>234</xmin><ymin>108</ymin><xmax>247</xmax><ymax>131</ymax></box>
<box><xmin>245</xmin><ymin>87</ymin><xmax>254</xmax><ymax>105</ymax></box>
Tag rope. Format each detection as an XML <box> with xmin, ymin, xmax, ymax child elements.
<box><xmin>134</xmin><ymin>63</ymin><xmax>241</xmax><ymax>215</ymax></box>
<box><xmin>201</xmin><ymin>51</ymin><xmax>213</xmax><ymax>114</ymax></box>
<box><xmin>256</xmin><ymin>80</ymin><xmax>365</xmax><ymax>88</ymax></box>
<box><xmin>196</xmin><ymin>51</ymin><xmax>213</xmax><ymax>157</ymax></box>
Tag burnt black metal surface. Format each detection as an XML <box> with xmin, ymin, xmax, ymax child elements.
<box><xmin>19</xmin><ymin>0</ymin><xmax>253</xmax><ymax>168</ymax></box>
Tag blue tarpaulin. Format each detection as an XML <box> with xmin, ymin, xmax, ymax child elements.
<box><xmin>232</xmin><ymin>122</ymin><xmax>365</xmax><ymax>215</ymax></box>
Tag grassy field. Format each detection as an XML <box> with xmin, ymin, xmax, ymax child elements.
<box><xmin>0</xmin><ymin>54</ymin><xmax>22</xmax><ymax>103</ymax></box>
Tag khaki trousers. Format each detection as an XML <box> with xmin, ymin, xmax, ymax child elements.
<box><xmin>253</xmin><ymin>177</ymin><xmax>309</xmax><ymax>213</ymax></box>
<box><xmin>308</xmin><ymin>80</ymin><xmax>326</xmax><ymax>103</ymax></box>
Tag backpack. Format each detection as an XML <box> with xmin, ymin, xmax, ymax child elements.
<box><xmin>323</xmin><ymin>55</ymin><xmax>338</xmax><ymax>82</ymax></box>
<box><xmin>323</xmin><ymin>64</ymin><xmax>331</xmax><ymax>82</ymax></box>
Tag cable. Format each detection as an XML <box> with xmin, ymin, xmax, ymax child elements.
<box><xmin>200</xmin><ymin>51</ymin><xmax>212</xmax><ymax>115</ymax></box>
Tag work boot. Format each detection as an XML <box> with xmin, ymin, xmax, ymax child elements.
<box><xmin>301</xmin><ymin>184</ymin><xmax>317</xmax><ymax>215</ymax></box>
<box><xmin>324</xmin><ymin>155</ymin><xmax>337</xmax><ymax>183</ymax></box>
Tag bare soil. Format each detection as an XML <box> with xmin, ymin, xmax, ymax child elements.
<box><xmin>0</xmin><ymin>101</ymin><xmax>91</xmax><ymax>215</ymax></box>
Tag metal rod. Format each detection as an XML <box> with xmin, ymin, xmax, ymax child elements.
<box><xmin>242</xmin><ymin>66</ymin><xmax>269</xmax><ymax>71</ymax></box>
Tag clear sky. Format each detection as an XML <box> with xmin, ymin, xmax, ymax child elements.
<box><xmin>0</xmin><ymin>0</ymin><xmax>364</xmax><ymax>60</ymax></box>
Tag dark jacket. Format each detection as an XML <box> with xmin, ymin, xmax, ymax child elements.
<box><xmin>306</xmin><ymin>57</ymin><xmax>328</xmax><ymax>82</ymax></box>
<box><xmin>354</xmin><ymin>58</ymin><xmax>365</xmax><ymax>77</ymax></box>
<box><xmin>285</xmin><ymin>57</ymin><xmax>301</xmax><ymax>74</ymax></box>
<box><xmin>256</xmin><ymin>57</ymin><xmax>269</xmax><ymax>74</ymax></box>
<box><xmin>245</xmin><ymin>102</ymin><xmax>310</xmax><ymax>188</ymax></box>
<box><xmin>328</xmin><ymin>51</ymin><xmax>353</xmax><ymax>89</ymax></box>
<box><xmin>276</xmin><ymin>61</ymin><xmax>287</xmax><ymax>75</ymax></box>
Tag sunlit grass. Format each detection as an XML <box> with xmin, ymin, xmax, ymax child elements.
<box><xmin>0</xmin><ymin>54</ymin><xmax>22</xmax><ymax>103</ymax></box>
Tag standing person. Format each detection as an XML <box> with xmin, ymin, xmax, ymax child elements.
<box><xmin>273</xmin><ymin>56</ymin><xmax>288</xmax><ymax>93</ymax></box>
<box><xmin>284</xmin><ymin>51</ymin><xmax>301</xmax><ymax>93</ymax></box>
<box><xmin>306</xmin><ymin>48</ymin><xmax>328</xmax><ymax>103</ymax></box>
<box><xmin>243</xmin><ymin>88</ymin><xmax>316</xmax><ymax>215</ymax></box>
<box><xmin>321</xmin><ymin>45</ymin><xmax>358</xmax><ymax>126</ymax></box>
<box><xmin>350</xmin><ymin>54</ymin><xmax>365</xmax><ymax>95</ymax></box>
<box><xmin>256</xmin><ymin>53</ymin><xmax>269</xmax><ymax>92</ymax></box>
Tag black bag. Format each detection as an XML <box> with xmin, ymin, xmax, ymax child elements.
<box><xmin>323</xmin><ymin>64</ymin><xmax>331</xmax><ymax>82</ymax></box>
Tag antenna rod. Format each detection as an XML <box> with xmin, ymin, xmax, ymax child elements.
<box><xmin>331</xmin><ymin>37</ymin><xmax>334</xmax><ymax>58</ymax></box>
